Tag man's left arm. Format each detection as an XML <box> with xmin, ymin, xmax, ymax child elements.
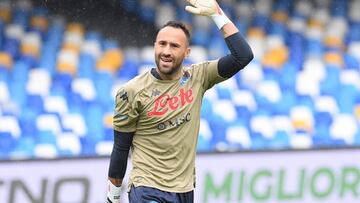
<box><xmin>218</xmin><ymin>22</ymin><xmax>254</xmax><ymax>78</ymax></box>
<box><xmin>185</xmin><ymin>0</ymin><xmax>254</xmax><ymax>78</ymax></box>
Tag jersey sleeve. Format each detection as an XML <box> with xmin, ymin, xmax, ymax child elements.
<box><xmin>197</xmin><ymin>60</ymin><xmax>227</xmax><ymax>90</ymax></box>
<box><xmin>113</xmin><ymin>86</ymin><xmax>139</xmax><ymax>132</ymax></box>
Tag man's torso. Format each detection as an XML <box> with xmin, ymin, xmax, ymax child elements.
<box><xmin>113</xmin><ymin>60</ymin><xmax>225</xmax><ymax>192</ymax></box>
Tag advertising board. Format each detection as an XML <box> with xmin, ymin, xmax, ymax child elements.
<box><xmin>0</xmin><ymin>149</ymin><xmax>359</xmax><ymax>203</ymax></box>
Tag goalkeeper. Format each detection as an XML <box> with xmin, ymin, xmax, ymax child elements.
<box><xmin>107</xmin><ymin>0</ymin><xmax>253</xmax><ymax>202</ymax></box>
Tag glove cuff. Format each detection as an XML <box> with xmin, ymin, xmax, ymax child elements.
<box><xmin>210</xmin><ymin>6</ymin><xmax>231</xmax><ymax>29</ymax></box>
<box><xmin>107</xmin><ymin>180</ymin><xmax>121</xmax><ymax>203</ymax></box>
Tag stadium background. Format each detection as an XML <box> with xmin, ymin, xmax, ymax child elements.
<box><xmin>0</xmin><ymin>0</ymin><xmax>359</xmax><ymax>202</ymax></box>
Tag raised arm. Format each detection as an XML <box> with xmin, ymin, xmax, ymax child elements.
<box><xmin>185</xmin><ymin>0</ymin><xmax>254</xmax><ymax>78</ymax></box>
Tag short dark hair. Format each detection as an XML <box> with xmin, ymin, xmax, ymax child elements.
<box><xmin>160</xmin><ymin>21</ymin><xmax>191</xmax><ymax>44</ymax></box>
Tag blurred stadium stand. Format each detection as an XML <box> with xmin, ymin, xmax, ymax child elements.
<box><xmin>0</xmin><ymin>0</ymin><xmax>359</xmax><ymax>160</ymax></box>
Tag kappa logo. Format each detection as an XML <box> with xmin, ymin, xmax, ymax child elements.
<box><xmin>118</xmin><ymin>89</ymin><xmax>128</xmax><ymax>102</ymax></box>
<box><xmin>151</xmin><ymin>89</ymin><xmax>161</xmax><ymax>98</ymax></box>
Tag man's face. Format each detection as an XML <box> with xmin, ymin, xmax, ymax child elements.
<box><xmin>154</xmin><ymin>26</ymin><xmax>190</xmax><ymax>79</ymax></box>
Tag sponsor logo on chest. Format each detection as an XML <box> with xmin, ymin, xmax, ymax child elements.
<box><xmin>147</xmin><ymin>88</ymin><xmax>194</xmax><ymax>117</ymax></box>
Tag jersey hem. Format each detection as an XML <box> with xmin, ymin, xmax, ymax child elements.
<box><xmin>128</xmin><ymin>182</ymin><xmax>195</xmax><ymax>193</ymax></box>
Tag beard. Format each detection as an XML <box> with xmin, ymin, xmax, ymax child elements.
<box><xmin>155</xmin><ymin>54</ymin><xmax>184</xmax><ymax>76</ymax></box>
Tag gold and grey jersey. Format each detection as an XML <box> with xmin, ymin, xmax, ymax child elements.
<box><xmin>113</xmin><ymin>60</ymin><xmax>226</xmax><ymax>193</ymax></box>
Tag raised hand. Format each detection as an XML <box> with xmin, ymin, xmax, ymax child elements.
<box><xmin>185</xmin><ymin>0</ymin><xmax>219</xmax><ymax>16</ymax></box>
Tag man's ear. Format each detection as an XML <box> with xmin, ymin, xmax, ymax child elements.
<box><xmin>185</xmin><ymin>47</ymin><xmax>191</xmax><ymax>57</ymax></box>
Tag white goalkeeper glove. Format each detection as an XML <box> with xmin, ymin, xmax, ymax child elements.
<box><xmin>107</xmin><ymin>180</ymin><xmax>121</xmax><ymax>203</ymax></box>
<box><xmin>185</xmin><ymin>0</ymin><xmax>231</xmax><ymax>29</ymax></box>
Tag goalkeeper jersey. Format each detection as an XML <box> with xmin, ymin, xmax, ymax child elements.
<box><xmin>113</xmin><ymin>60</ymin><xmax>226</xmax><ymax>193</ymax></box>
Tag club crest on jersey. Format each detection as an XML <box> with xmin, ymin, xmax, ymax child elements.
<box><xmin>180</xmin><ymin>70</ymin><xmax>191</xmax><ymax>86</ymax></box>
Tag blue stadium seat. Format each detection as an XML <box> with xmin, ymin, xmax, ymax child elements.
<box><xmin>336</xmin><ymin>84</ymin><xmax>358</xmax><ymax>113</ymax></box>
<box><xmin>207</xmin><ymin>36</ymin><xmax>227</xmax><ymax>59</ymax></box>
<box><xmin>354</xmin><ymin>131</ymin><xmax>360</xmax><ymax>146</ymax></box>
<box><xmin>268</xmin><ymin>21</ymin><xmax>287</xmax><ymax>36</ymax></box>
<box><xmin>117</xmin><ymin>59</ymin><xmax>139</xmax><ymax>80</ymax></box>
<box><xmin>12</xmin><ymin>60</ymin><xmax>30</xmax><ymax>81</ymax></box>
<box><xmin>79</xmin><ymin>135</ymin><xmax>97</xmax><ymax>156</ymax></box>
<box><xmin>275</xmin><ymin>89</ymin><xmax>296</xmax><ymax>114</ymax></box>
<box><xmin>234</xmin><ymin>106</ymin><xmax>251</xmax><ymax>127</ymax></box>
<box><xmin>200</xmin><ymin>98</ymin><xmax>213</xmax><ymax>118</ymax></box>
<box><xmin>234</xmin><ymin>19</ymin><xmax>248</xmax><ymax>36</ymax></box>
<box><xmin>344</xmin><ymin>53</ymin><xmax>359</xmax><ymax>69</ymax></box>
<box><xmin>250</xmin><ymin>132</ymin><xmax>268</xmax><ymax>150</ymax></box>
<box><xmin>176</xmin><ymin>8</ymin><xmax>192</xmax><ymax>23</ymax></box>
<box><xmin>191</xmin><ymin>29</ymin><xmax>210</xmax><ymax>47</ymax></box>
<box><xmin>138</xmin><ymin>5</ymin><xmax>155</xmax><ymax>23</ymax></box>
<box><xmin>57</xmin><ymin>149</ymin><xmax>74</xmax><ymax>157</ymax></box>
<box><xmin>11</xmin><ymin>136</ymin><xmax>35</xmax><ymax>158</ymax></box>
<box><xmin>120</xmin><ymin>0</ymin><xmax>138</xmax><ymax>13</ymax></box>
<box><xmin>279</xmin><ymin>63</ymin><xmax>297</xmax><ymax>90</ymax></box>
<box><xmin>102</xmin><ymin>39</ymin><xmax>119</xmax><ymax>51</ymax></box>
<box><xmin>4</xmin><ymin>37</ymin><xmax>20</xmax><ymax>59</ymax></box>
<box><xmin>330</xmin><ymin>139</ymin><xmax>347</xmax><ymax>147</ymax></box>
<box><xmin>0</xmin><ymin>20</ymin><xmax>4</xmax><ymax>48</ymax></box>
<box><xmin>94</xmin><ymin>71</ymin><xmax>113</xmax><ymax>105</ymax></box>
<box><xmin>197</xmin><ymin>136</ymin><xmax>212</xmax><ymax>152</ymax></box>
<box><xmin>0</xmin><ymin>132</ymin><xmax>15</xmax><ymax>158</ymax></box>
<box><xmin>36</xmin><ymin>130</ymin><xmax>57</xmax><ymax>145</ymax></box>
<box><xmin>288</xmin><ymin>33</ymin><xmax>305</xmax><ymax>68</ymax></box>
<box><xmin>66</xmin><ymin>91</ymin><xmax>85</xmax><ymax>114</ymax></box>
<box><xmin>12</xmin><ymin>8</ymin><xmax>29</xmax><ymax>27</ymax></box>
<box><xmin>85</xmin><ymin>102</ymin><xmax>105</xmax><ymax>141</ymax></box>
<box><xmin>9</xmin><ymin>80</ymin><xmax>26</xmax><ymax>108</ymax></box>
<box><xmin>85</xmin><ymin>31</ymin><xmax>102</xmax><ymax>42</ymax></box>
<box><xmin>314</xmin><ymin>111</ymin><xmax>333</xmax><ymax>127</ymax></box>
<box><xmin>50</xmin><ymin>73</ymin><xmax>73</xmax><ymax>97</ymax></box>
<box><xmin>252</xmin><ymin>14</ymin><xmax>270</xmax><ymax>30</ymax></box>
<box><xmin>103</xmin><ymin>127</ymin><xmax>113</xmax><ymax>141</ymax></box>
<box><xmin>19</xmin><ymin>111</ymin><xmax>38</xmax><ymax>137</ymax></box>
<box><xmin>331</xmin><ymin>0</ymin><xmax>347</xmax><ymax>17</ymax></box>
<box><xmin>320</xmin><ymin>65</ymin><xmax>340</xmax><ymax>95</ymax></box>
<box><xmin>269</xmin><ymin>131</ymin><xmax>290</xmax><ymax>149</ymax></box>
<box><xmin>78</xmin><ymin>53</ymin><xmax>95</xmax><ymax>79</ymax></box>
<box><xmin>312</xmin><ymin>134</ymin><xmax>333</xmax><ymax>148</ymax></box>
<box><xmin>26</xmin><ymin>94</ymin><xmax>44</xmax><ymax>114</ymax></box>
<box><xmin>216</xmin><ymin>86</ymin><xmax>232</xmax><ymax>100</ymax></box>
<box><xmin>0</xmin><ymin>67</ymin><xmax>8</xmax><ymax>83</ymax></box>
<box><xmin>39</xmin><ymin>43</ymin><xmax>58</xmax><ymax>74</ymax></box>
<box><xmin>296</xmin><ymin>95</ymin><xmax>314</xmax><ymax>110</ymax></box>
<box><xmin>347</xmin><ymin>24</ymin><xmax>360</xmax><ymax>42</ymax></box>
<box><xmin>306</xmin><ymin>39</ymin><xmax>324</xmax><ymax>57</ymax></box>
<box><xmin>207</xmin><ymin>114</ymin><xmax>227</xmax><ymax>145</ymax></box>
